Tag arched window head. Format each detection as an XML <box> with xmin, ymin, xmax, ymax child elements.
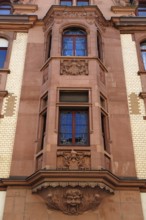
<box><xmin>97</xmin><ymin>31</ymin><xmax>103</xmax><ymax>61</ymax></box>
<box><xmin>0</xmin><ymin>38</ymin><xmax>8</xmax><ymax>68</ymax></box>
<box><xmin>140</xmin><ymin>41</ymin><xmax>146</xmax><ymax>70</ymax></box>
<box><xmin>0</xmin><ymin>2</ymin><xmax>12</xmax><ymax>15</ymax></box>
<box><xmin>62</xmin><ymin>28</ymin><xmax>87</xmax><ymax>56</ymax></box>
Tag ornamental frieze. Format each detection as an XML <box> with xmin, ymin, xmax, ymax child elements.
<box><xmin>37</xmin><ymin>185</ymin><xmax>113</xmax><ymax>215</ymax></box>
<box><xmin>57</xmin><ymin>149</ymin><xmax>91</xmax><ymax>170</ymax></box>
<box><xmin>60</xmin><ymin>59</ymin><xmax>88</xmax><ymax>75</ymax></box>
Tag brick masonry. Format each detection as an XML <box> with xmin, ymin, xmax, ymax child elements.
<box><xmin>0</xmin><ymin>33</ymin><xmax>28</xmax><ymax>178</ymax></box>
<box><xmin>121</xmin><ymin>34</ymin><xmax>146</xmax><ymax>179</ymax></box>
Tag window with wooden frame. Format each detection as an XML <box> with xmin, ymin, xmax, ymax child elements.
<box><xmin>38</xmin><ymin>94</ymin><xmax>48</xmax><ymax>151</ymax></box>
<box><xmin>97</xmin><ymin>30</ymin><xmax>103</xmax><ymax>61</ymax></box>
<box><xmin>60</xmin><ymin>0</ymin><xmax>72</xmax><ymax>6</ymax></box>
<box><xmin>0</xmin><ymin>38</ymin><xmax>8</xmax><ymax>68</ymax></box>
<box><xmin>0</xmin><ymin>3</ymin><xmax>12</xmax><ymax>15</ymax></box>
<box><xmin>77</xmin><ymin>0</ymin><xmax>89</xmax><ymax>6</ymax></box>
<box><xmin>46</xmin><ymin>31</ymin><xmax>52</xmax><ymax>60</ymax></box>
<box><xmin>140</xmin><ymin>41</ymin><xmax>146</xmax><ymax>70</ymax></box>
<box><xmin>137</xmin><ymin>0</ymin><xmax>146</xmax><ymax>16</ymax></box>
<box><xmin>100</xmin><ymin>95</ymin><xmax>110</xmax><ymax>153</ymax></box>
<box><xmin>58</xmin><ymin>90</ymin><xmax>90</xmax><ymax>146</ymax></box>
<box><xmin>62</xmin><ymin>28</ymin><xmax>87</xmax><ymax>56</ymax></box>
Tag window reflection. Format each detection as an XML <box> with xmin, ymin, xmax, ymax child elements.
<box><xmin>62</xmin><ymin>28</ymin><xmax>87</xmax><ymax>56</ymax></box>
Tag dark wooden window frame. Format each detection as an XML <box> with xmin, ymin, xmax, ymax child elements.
<box><xmin>100</xmin><ymin>94</ymin><xmax>110</xmax><ymax>153</ymax></box>
<box><xmin>38</xmin><ymin>94</ymin><xmax>48</xmax><ymax>151</ymax></box>
<box><xmin>58</xmin><ymin>109</ymin><xmax>89</xmax><ymax>146</ymax></box>
<box><xmin>140</xmin><ymin>41</ymin><xmax>146</xmax><ymax>70</ymax></box>
<box><xmin>62</xmin><ymin>28</ymin><xmax>87</xmax><ymax>56</ymax></box>
<box><xmin>57</xmin><ymin>89</ymin><xmax>92</xmax><ymax>147</ymax></box>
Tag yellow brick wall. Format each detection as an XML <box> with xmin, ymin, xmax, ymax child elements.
<box><xmin>121</xmin><ymin>34</ymin><xmax>146</xmax><ymax>179</ymax></box>
<box><xmin>0</xmin><ymin>33</ymin><xmax>28</xmax><ymax>178</ymax></box>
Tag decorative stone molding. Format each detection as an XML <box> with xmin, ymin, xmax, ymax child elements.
<box><xmin>57</xmin><ymin>150</ymin><xmax>91</xmax><ymax>170</ymax></box>
<box><xmin>37</xmin><ymin>185</ymin><xmax>113</xmax><ymax>215</ymax></box>
<box><xmin>112</xmin><ymin>0</ymin><xmax>138</xmax><ymax>7</ymax></box>
<box><xmin>43</xmin><ymin>6</ymin><xmax>109</xmax><ymax>31</ymax></box>
<box><xmin>60</xmin><ymin>59</ymin><xmax>88</xmax><ymax>75</ymax></box>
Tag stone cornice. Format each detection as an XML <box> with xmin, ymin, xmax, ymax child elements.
<box><xmin>13</xmin><ymin>3</ymin><xmax>38</xmax><ymax>12</ymax></box>
<box><xmin>0</xmin><ymin>170</ymin><xmax>146</xmax><ymax>191</ymax></box>
<box><xmin>111</xmin><ymin>16</ymin><xmax>146</xmax><ymax>32</ymax></box>
<box><xmin>43</xmin><ymin>5</ymin><xmax>109</xmax><ymax>31</ymax></box>
<box><xmin>111</xmin><ymin>6</ymin><xmax>136</xmax><ymax>14</ymax></box>
<box><xmin>0</xmin><ymin>14</ymin><xmax>37</xmax><ymax>31</ymax></box>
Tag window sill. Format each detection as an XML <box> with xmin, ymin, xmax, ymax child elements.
<box><xmin>0</xmin><ymin>90</ymin><xmax>8</xmax><ymax>97</ymax></box>
<box><xmin>0</xmin><ymin>69</ymin><xmax>10</xmax><ymax>74</ymax></box>
<box><xmin>139</xmin><ymin>92</ymin><xmax>146</xmax><ymax>99</ymax></box>
<box><xmin>137</xmin><ymin>70</ymin><xmax>146</xmax><ymax>75</ymax></box>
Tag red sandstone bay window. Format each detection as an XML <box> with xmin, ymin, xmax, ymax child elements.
<box><xmin>77</xmin><ymin>0</ymin><xmax>89</xmax><ymax>6</ymax></box>
<box><xmin>62</xmin><ymin>28</ymin><xmax>87</xmax><ymax>56</ymax></box>
<box><xmin>60</xmin><ymin>0</ymin><xmax>72</xmax><ymax>6</ymax></box>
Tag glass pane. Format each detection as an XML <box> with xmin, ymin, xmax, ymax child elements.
<box><xmin>0</xmin><ymin>49</ymin><xmax>7</xmax><ymax>68</ymax></box>
<box><xmin>75</xmin><ymin>112</ymin><xmax>88</xmax><ymax>145</ymax></box>
<box><xmin>138</xmin><ymin>8</ymin><xmax>146</xmax><ymax>16</ymax></box>
<box><xmin>60</xmin><ymin>91</ymin><xmax>88</xmax><ymax>102</ymax></box>
<box><xmin>59</xmin><ymin>111</ymin><xmax>72</xmax><ymax>145</ymax></box>
<box><xmin>141</xmin><ymin>43</ymin><xmax>146</xmax><ymax>50</ymax></box>
<box><xmin>77</xmin><ymin>1</ymin><xmax>89</xmax><ymax>6</ymax></box>
<box><xmin>62</xmin><ymin>37</ymin><xmax>73</xmax><ymax>56</ymax></box>
<box><xmin>0</xmin><ymin>5</ymin><xmax>11</xmax><ymax>15</ymax></box>
<box><xmin>141</xmin><ymin>51</ymin><xmax>146</xmax><ymax>70</ymax></box>
<box><xmin>75</xmin><ymin>37</ymin><xmax>86</xmax><ymax>56</ymax></box>
<box><xmin>60</xmin><ymin>1</ymin><xmax>72</xmax><ymax>6</ymax></box>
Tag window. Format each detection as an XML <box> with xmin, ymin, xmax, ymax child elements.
<box><xmin>0</xmin><ymin>38</ymin><xmax>8</xmax><ymax>68</ymax></box>
<box><xmin>59</xmin><ymin>110</ymin><xmax>89</xmax><ymax>145</ymax></box>
<box><xmin>58</xmin><ymin>90</ymin><xmax>89</xmax><ymax>146</ymax></box>
<box><xmin>38</xmin><ymin>94</ymin><xmax>48</xmax><ymax>150</ymax></box>
<box><xmin>0</xmin><ymin>4</ymin><xmax>12</xmax><ymax>15</ymax></box>
<box><xmin>100</xmin><ymin>95</ymin><xmax>110</xmax><ymax>153</ymax></box>
<box><xmin>46</xmin><ymin>31</ymin><xmax>52</xmax><ymax>59</ymax></box>
<box><xmin>140</xmin><ymin>41</ymin><xmax>146</xmax><ymax>70</ymax></box>
<box><xmin>137</xmin><ymin>1</ymin><xmax>146</xmax><ymax>16</ymax></box>
<box><xmin>60</xmin><ymin>0</ymin><xmax>72</xmax><ymax>6</ymax></box>
<box><xmin>77</xmin><ymin>0</ymin><xmax>89</xmax><ymax>6</ymax></box>
<box><xmin>97</xmin><ymin>31</ymin><xmax>103</xmax><ymax>61</ymax></box>
<box><xmin>62</xmin><ymin>28</ymin><xmax>87</xmax><ymax>56</ymax></box>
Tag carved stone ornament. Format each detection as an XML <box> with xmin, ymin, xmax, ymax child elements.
<box><xmin>112</xmin><ymin>0</ymin><xmax>138</xmax><ymax>6</ymax></box>
<box><xmin>57</xmin><ymin>150</ymin><xmax>90</xmax><ymax>170</ymax></box>
<box><xmin>60</xmin><ymin>59</ymin><xmax>88</xmax><ymax>75</ymax></box>
<box><xmin>38</xmin><ymin>186</ymin><xmax>113</xmax><ymax>215</ymax></box>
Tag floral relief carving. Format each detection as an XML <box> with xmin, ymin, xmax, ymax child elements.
<box><xmin>60</xmin><ymin>60</ymin><xmax>88</xmax><ymax>75</ymax></box>
<box><xmin>57</xmin><ymin>150</ymin><xmax>90</xmax><ymax>170</ymax></box>
<box><xmin>45</xmin><ymin>187</ymin><xmax>108</xmax><ymax>215</ymax></box>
